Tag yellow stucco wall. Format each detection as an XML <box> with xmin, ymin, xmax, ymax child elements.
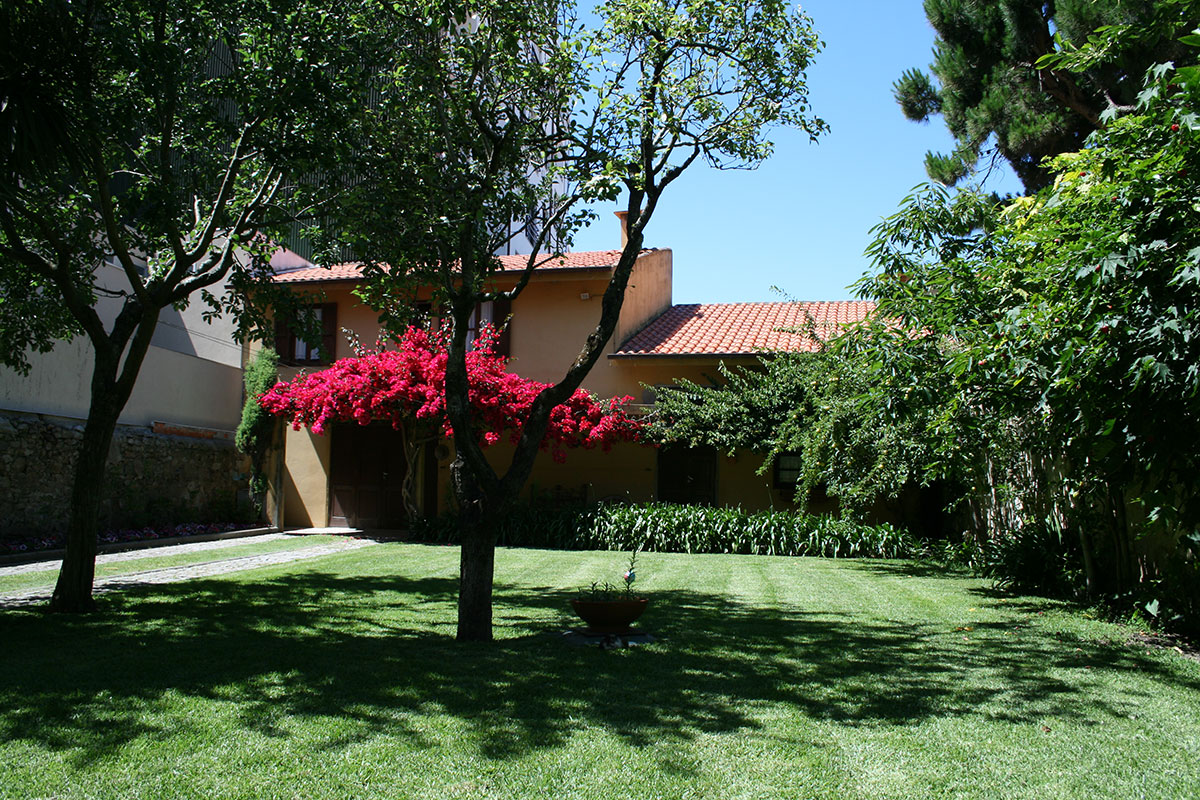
<box><xmin>595</xmin><ymin>355</ymin><xmax>758</xmax><ymax>402</ymax></box>
<box><xmin>459</xmin><ymin>442</ymin><xmax>798</xmax><ymax>512</ymax></box>
<box><xmin>715</xmin><ymin>450</ymin><xmax>803</xmax><ymax>511</ymax></box>
<box><xmin>281</xmin><ymin>426</ymin><xmax>331</xmax><ymax>527</ymax></box>
<box><xmin>503</xmin><ymin>274</ymin><xmax>615</xmax><ymax>386</ymax></box>
<box><xmin>482</xmin><ymin>440</ymin><xmax>658</xmax><ymax>504</ymax></box>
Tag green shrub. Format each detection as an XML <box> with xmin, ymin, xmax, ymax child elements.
<box><xmin>235</xmin><ymin>348</ymin><xmax>280</xmax><ymax>505</ymax></box>
<box><xmin>413</xmin><ymin>502</ymin><xmax>920</xmax><ymax>560</ymax></box>
<box><xmin>975</xmin><ymin>523</ymin><xmax>1082</xmax><ymax>595</ymax></box>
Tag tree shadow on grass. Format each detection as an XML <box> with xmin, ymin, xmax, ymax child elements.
<box><xmin>845</xmin><ymin>558</ymin><xmax>974</xmax><ymax>580</ymax></box>
<box><xmin>0</xmin><ymin>569</ymin><xmax>1197</xmax><ymax>770</ymax></box>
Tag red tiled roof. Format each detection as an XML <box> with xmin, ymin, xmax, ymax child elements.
<box><xmin>612</xmin><ymin>302</ymin><xmax>875</xmax><ymax>357</ymax></box>
<box><xmin>273</xmin><ymin>262</ymin><xmax>367</xmax><ymax>283</ymax></box>
<box><xmin>272</xmin><ymin>249</ymin><xmax>632</xmax><ymax>284</ymax></box>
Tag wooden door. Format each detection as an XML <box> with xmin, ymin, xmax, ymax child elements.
<box><xmin>330</xmin><ymin>424</ymin><xmax>408</xmax><ymax>529</ymax></box>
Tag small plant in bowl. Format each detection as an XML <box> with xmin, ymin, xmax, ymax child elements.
<box><xmin>571</xmin><ymin>549</ymin><xmax>649</xmax><ymax>634</ymax></box>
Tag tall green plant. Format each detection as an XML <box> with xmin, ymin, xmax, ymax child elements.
<box><xmin>235</xmin><ymin>347</ymin><xmax>279</xmax><ymax>509</ymax></box>
<box><xmin>414</xmin><ymin>502</ymin><xmax>921</xmax><ymax>561</ymax></box>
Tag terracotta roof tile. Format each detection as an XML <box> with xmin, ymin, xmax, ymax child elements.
<box><xmin>272</xmin><ymin>249</ymin><xmax>634</xmax><ymax>284</ymax></box>
<box><xmin>272</xmin><ymin>262</ymin><xmax>367</xmax><ymax>283</ymax></box>
<box><xmin>612</xmin><ymin>302</ymin><xmax>875</xmax><ymax>357</ymax></box>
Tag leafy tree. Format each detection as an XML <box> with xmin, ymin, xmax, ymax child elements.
<box><xmin>0</xmin><ymin>0</ymin><xmax>383</xmax><ymax>611</ymax></box>
<box><xmin>895</xmin><ymin>0</ymin><xmax>1197</xmax><ymax>191</ymax></box>
<box><xmin>260</xmin><ymin>325</ymin><xmax>645</xmax><ymax>519</ymax></box>
<box><xmin>825</xmin><ymin>60</ymin><xmax>1200</xmax><ymax>632</ymax></box>
<box><xmin>649</xmin><ymin>356</ymin><xmax>816</xmax><ymax>458</ymax></box>
<box><xmin>333</xmin><ymin>0</ymin><xmax>827</xmax><ymax>640</ymax></box>
<box><xmin>649</xmin><ymin>341</ymin><xmax>947</xmax><ymax>517</ymax></box>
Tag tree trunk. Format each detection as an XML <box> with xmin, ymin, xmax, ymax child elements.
<box><xmin>398</xmin><ymin>425</ymin><xmax>434</xmax><ymax>523</ymax></box>
<box><xmin>443</xmin><ymin>202</ymin><xmax>649</xmax><ymax>643</ymax></box>
<box><xmin>457</xmin><ymin>518</ymin><xmax>496</xmax><ymax>641</ymax></box>
<box><xmin>1111</xmin><ymin>486</ymin><xmax>1134</xmax><ymax>594</ymax></box>
<box><xmin>49</xmin><ymin>384</ymin><xmax>122</xmax><ymax>613</ymax></box>
<box><xmin>48</xmin><ymin>306</ymin><xmax>158</xmax><ymax>613</ymax></box>
<box><xmin>1076</xmin><ymin>523</ymin><xmax>1100</xmax><ymax>599</ymax></box>
<box><xmin>452</xmin><ymin>454</ymin><xmax>497</xmax><ymax>641</ymax></box>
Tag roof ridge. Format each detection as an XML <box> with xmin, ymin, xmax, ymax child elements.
<box><xmin>273</xmin><ymin>248</ymin><xmax>655</xmax><ymax>284</ymax></box>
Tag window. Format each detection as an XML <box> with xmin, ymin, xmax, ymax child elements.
<box><xmin>773</xmin><ymin>452</ymin><xmax>804</xmax><ymax>490</ymax></box>
<box><xmin>465</xmin><ymin>297</ymin><xmax>512</xmax><ymax>357</ymax></box>
<box><xmin>464</xmin><ymin>300</ymin><xmax>493</xmax><ymax>351</ymax></box>
<box><xmin>275</xmin><ymin>303</ymin><xmax>337</xmax><ymax>366</ymax></box>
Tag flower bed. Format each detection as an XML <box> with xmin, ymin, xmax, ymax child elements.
<box><xmin>0</xmin><ymin>522</ymin><xmax>259</xmax><ymax>556</ymax></box>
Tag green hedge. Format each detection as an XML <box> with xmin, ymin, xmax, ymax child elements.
<box><xmin>413</xmin><ymin>502</ymin><xmax>920</xmax><ymax>560</ymax></box>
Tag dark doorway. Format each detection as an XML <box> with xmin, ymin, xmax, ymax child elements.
<box><xmin>657</xmin><ymin>445</ymin><xmax>717</xmax><ymax>505</ymax></box>
<box><xmin>330</xmin><ymin>423</ymin><xmax>408</xmax><ymax>529</ymax></box>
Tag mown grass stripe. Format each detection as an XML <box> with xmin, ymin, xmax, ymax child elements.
<box><xmin>1</xmin><ymin>544</ymin><xmax>1197</xmax><ymax>800</ymax></box>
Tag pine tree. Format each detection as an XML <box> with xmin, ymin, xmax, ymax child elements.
<box><xmin>895</xmin><ymin>0</ymin><xmax>1197</xmax><ymax>192</ymax></box>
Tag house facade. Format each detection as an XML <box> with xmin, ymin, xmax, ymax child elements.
<box><xmin>264</xmin><ymin>222</ymin><xmax>874</xmax><ymax>529</ymax></box>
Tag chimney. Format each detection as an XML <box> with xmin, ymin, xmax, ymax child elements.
<box><xmin>614</xmin><ymin>209</ymin><xmax>645</xmax><ymax>248</ymax></box>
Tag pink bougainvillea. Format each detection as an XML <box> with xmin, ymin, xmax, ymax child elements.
<box><xmin>259</xmin><ymin>325</ymin><xmax>645</xmax><ymax>461</ymax></box>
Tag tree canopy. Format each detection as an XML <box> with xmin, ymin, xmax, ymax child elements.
<box><xmin>651</xmin><ymin>48</ymin><xmax>1200</xmax><ymax>634</ymax></box>
<box><xmin>0</xmin><ymin>0</ymin><xmax>385</xmax><ymax>610</ymax></box>
<box><xmin>894</xmin><ymin>0</ymin><xmax>1198</xmax><ymax>191</ymax></box>
<box><xmin>842</xmin><ymin>59</ymin><xmax>1200</xmax><ymax>632</ymax></box>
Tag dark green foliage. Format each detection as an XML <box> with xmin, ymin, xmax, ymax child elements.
<box><xmin>1147</xmin><ymin>532</ymin><xmax>1200</xmax><ymax>637</ymax></box>
<box><xmin>893</xmin><ymin>68</ymin><xmax>941</xmax><ymax>121</ymax></box>
<box><xmin>896</xmin><ymin>0</ymin><xmax>1198</xmax><ymax>191</ymax></box>
<box><xmin>0</xmin><ymin>0</ymin><xmax>389</xmax><ymax>610</ymax></box>
<box><xmin>649</xmin><ymin>355</ymin><xmax>819</xmax><ymax>456</ymax></box>
<box><xmin>649</xmin><ymin>346</ymin><xmax>939</xmax><ymax>515</ymax></box>
<box><xmin>235</xmin><ymin>348</ymin><xmax>279</xmax><ymax>504</ymax></box>
<box><xmin>0</xmin><ymin>0</ymin><xmax>382</xmax><ymax>368</ymax></box>
<box><xmin>822</xmin><ymin>59</ymin><xmax>1200</xmax><ymax>636</ymax></box>
<box><xmin>975</xmin><ymin>523</ymin><xmax>1083</xmax><ymax>596</ymax></box>
<box><xmin>413</xmin><ymin>502</ymin><xmax>920</xmax><ymax>560</ymax></box>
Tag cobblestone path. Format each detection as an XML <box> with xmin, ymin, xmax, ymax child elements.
<box><xmin>0</xmin><ymin>532</ymin><xmax>298</xmax><ymax>576</ymax></box>
<box><xmin>0</xmin><ymin>533</ymin><xmax>377</xmax><ymax>607</ymax></box>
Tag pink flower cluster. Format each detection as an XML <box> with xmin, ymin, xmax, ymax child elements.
<box><xmin>259</xmin><ymin>325</ymin><xmax>645</xmax><ymax>462</ymax></box>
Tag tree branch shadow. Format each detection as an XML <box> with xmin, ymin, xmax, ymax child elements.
<box><xmin>1</xmin><ymin>567</ymin><xmax>1195</xmax><ymax>769</ymax></box>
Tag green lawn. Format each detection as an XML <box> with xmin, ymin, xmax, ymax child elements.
<box><xmin>1</xmin><ymin>543</ymin><xmax>1197</xmax><ymax>799</ymax></box>
<box><xmin>0</xmin><ymin>534</ymin><xmax>346</xmax><ymax>595</ymax></box>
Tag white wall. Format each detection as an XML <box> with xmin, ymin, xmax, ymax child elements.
<box><xmin>0</xmin><ymin>262</ymin><xmax>244</xmax><ymax>430</ymax></box>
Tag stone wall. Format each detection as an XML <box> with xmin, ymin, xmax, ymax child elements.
<box><xmin>0</xmin><ymin>411</ymin><xmax>252</xmax><ymax>537</ymax></box>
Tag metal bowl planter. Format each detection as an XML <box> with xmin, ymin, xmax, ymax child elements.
<box><xmin>570</xmin><ymin>597</ymin><xmax>649</xmax><ymax>634</ymax></box>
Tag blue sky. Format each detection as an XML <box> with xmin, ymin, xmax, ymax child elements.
<box><xmin>571</xmin><ymin>0</ymin><xmax>1022</xmax><ymax>303</ymax></box>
